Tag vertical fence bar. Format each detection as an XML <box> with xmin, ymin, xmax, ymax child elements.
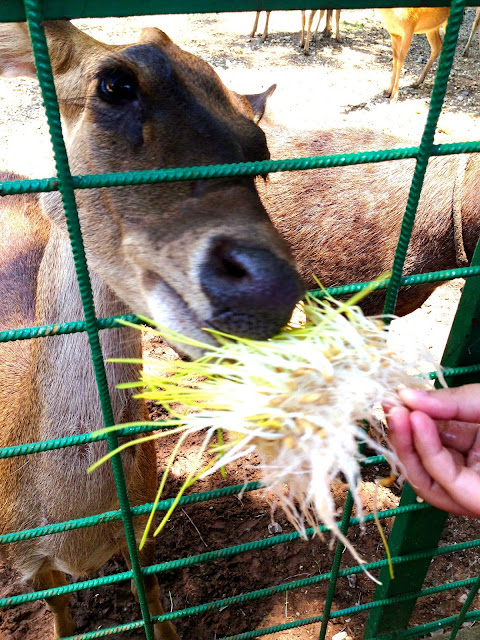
<box><xmin>318</xmin><ymin>492</ymin><xmax>355</xmax><ymax>640</ymax></box>
<box><xmin>449</xmin><ymin>573</ymin><xmax>480</xmax><ymax>640</ymax></box>
<box><xmin>22</xmin><ymin>2</ymin><xmax>154</xmax><ymax>637</ymax></box>
<box><xmin>383</xmin><ymin>0</ymin><xmax>465</xmax><ymax>316</ymax></box>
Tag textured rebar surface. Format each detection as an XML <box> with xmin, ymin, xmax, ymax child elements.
<box><xmin>383</xmin><ymin>0</ymin><xmax>466</xmax><ymax>316</ymax></box>
<box><xmin>1</xmin><ymin>141</ymin><xmax>480</xmax><ymax>197</ymax></box>
<box><xmin>22</xmin><ymin>2</ymin><xmax>155</xmax><ymax>637</ymax></box>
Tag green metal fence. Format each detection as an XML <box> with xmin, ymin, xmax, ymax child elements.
<box><xmin>1</xmin><ymin>0</ymin><xmax>480</xmax><ymax>638</ymax></box>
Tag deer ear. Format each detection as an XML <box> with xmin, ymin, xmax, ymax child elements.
<box><xmin>0</xmin><ymin>23</ymin><xmax>36</xmax><ymax>77</ymax></box>
<box><xmin>243</xmin><ymin>83</ymin><xmax>277</xmax><ymax>123</ymax></box>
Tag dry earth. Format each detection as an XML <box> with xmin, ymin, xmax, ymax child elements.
<box><xmin>1</xmin><ymin>9</ymin><xmax>480</xmax><ymax>640</ymax></box>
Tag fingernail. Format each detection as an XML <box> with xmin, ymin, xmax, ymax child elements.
<box><xmin>398</xmin><ymin>388</ymin><xmax>428</xmax><ymax>404</ymax></box>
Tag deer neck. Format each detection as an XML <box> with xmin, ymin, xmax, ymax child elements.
<box><xmin>30</xmin><ymin>223</ymin><xmax>144</xmax><ymax>442</ymax></box>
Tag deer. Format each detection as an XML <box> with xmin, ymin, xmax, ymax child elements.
<box><xmin>250</xmin><ymin>10</ymin><xmax>272</xmax><ymax>42</ymax></box>
<box><xmin>378</xmin><ymin>7</ymin><xmax>450</xmax><ymax>100</ymax></box>
<box><xmin>0</xmin><ymin>20</ymin><xmax>305</xmax><ymax>640</ymax></box>
<box><xmin>463</xmin><ymin>7</ymin><xmax>480</xmax><ymax>57</ymax></box>
<box><xmin>301</xmin><ymin>9</ymin><xmax>342</xmax><ymax>55</ymax></box>
<box><xmin>257</xmin><ymin>117</ymin><xmax>479</xmax><ymax>316</ymax></box>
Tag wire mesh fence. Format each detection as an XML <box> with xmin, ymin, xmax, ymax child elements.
<box><xmin>1</xmin><ymin>0</ymin><xmax>480</xmax><ymax>638</ymax></box>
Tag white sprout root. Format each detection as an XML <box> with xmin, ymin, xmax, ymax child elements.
<box><xmin>90</xmin><ymin>291</ymin><xmax>443</xmax><ymax>572</ymax></box>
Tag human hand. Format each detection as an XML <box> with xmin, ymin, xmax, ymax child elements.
<box><xmin>387</xmin><ymin>384</ymin><xmax>480</xmax><ymax>517</ymax></box>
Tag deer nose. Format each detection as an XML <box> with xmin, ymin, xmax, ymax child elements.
<box><xmin>200</xmin><ymin>238</ymin><xmax>306</xmax><ymax>339</ymax></box>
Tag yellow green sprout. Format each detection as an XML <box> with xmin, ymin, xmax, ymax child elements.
<box><xmin>89</xmin><ymin>288</ymin><xmax>441</xmax><ymax>570</ymax></box>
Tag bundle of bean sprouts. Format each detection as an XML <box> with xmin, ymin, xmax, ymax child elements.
<box><xmin>90</xmin><ymin>289</ymin><xmax>441</xmax><ymax>565</ymax></box>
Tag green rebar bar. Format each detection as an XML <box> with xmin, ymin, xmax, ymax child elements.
<box><xmin>22</xmin><ymin>3</ymin><xmax>154</xmax><ymax>638</ymax></box>
<box><xmin>2</xmin><ymin>141</ymin><xmax>480</xmax><ymax>197</ymax></box>
<box><xmin>383</xmin><ymin>0</ymin><xmax>465</xmax><ymax>316</ymax></box>
<box><xmin>4</xmin><ymin>517</ymin><xmax>478</xmax><ymax>609</ymax></box>
<box><xmin>318</xmin><ymin>491</ymin><xmax>355</xmax><ymax>640</ymax></box>
<box><xmin>449</xmin><ymin>572</ymin><xmax>480</xmax><ymax>639</ymax></box>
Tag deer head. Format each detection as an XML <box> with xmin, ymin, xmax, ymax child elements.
<box><xmin>0</xmin><ymin>21</ymin><xmax>305</xmax><ymax>356</ymax></box>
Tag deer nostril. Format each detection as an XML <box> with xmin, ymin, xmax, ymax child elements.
<box><xmin>212</xmin><ymin>241</ymin><xmax>249</xmax><ymax>280</ymax></box>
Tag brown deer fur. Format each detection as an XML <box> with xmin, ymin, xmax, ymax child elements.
<box><xmin>260</xmin><ymin>122</ymin><xmax>478</xmax><ymax>315</ymax></box>
<box><xmin>0</xmin><ymin>21</ymin><xmax>305</xmax><ymax>640</ymax></box>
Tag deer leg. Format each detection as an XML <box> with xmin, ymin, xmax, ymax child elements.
<box><xmin>412</xmin><ymin>28</ymin><xmax>442</xmax><ymax>87</ymax></box>
<box><xmin>122</xmin><ymin>542</ymin><xmax>180</xmax><ymax>640</ymax></box>
<box><xmin>387</xmin><ymin>32</ymin><xmax>412</xmax><ymax>100</ymax></box>
<box><xmin>250</xmin><ymin>11</ymin><xmax>260</xmax><ymax>37</ymax></box>
<box><xmin>304</xmin><ymin>10</ymin><xmax>318</xmax><ymax>55</ymax></box>
<box><xmin>32</xmin><ymin>570</ymin><xmax>75</xmax><ymax>639</ymax></box>
<box><xmin>322</xmin><ymin>9</ymin><xmax>333</xmax><ymax>38</ymax></box>
<box><xmin>301</xmin><ymin>10</ymin><xmax>306</xmax><ymax>48</ymax></box>
<box><xmin>261</xmin><ymin>11</ymin><xmax>271</xmax><ymax>42</ymax></box>
<box><xmin>463</xmin><ymin>8</ymin><xmax>480</xmax><ymax>57</ymax></box>
<box><xmin>334</xmin><ymin>9</ymin><xmax>342</xmax><ymax>42</ymax></box>
<box><xmin>312</xmin><ymin>9</ymin><xmax>324</xmax><ymax>42</ymax></box>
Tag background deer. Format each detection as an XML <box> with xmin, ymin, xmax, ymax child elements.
<box><xmin>378</xmin><ymin>7</ymin><xmax>450</xmax><ymax>100</ymax></box>
<box><xmin>463</xmin><ymin>7</ymin><xmax>480</xmax><ymax>57</ymax></box>
<box><xmin>0</xmin><ymin>20</ymin><xmax>304</xmax><ymax>639</ymax></box>
<box><xmin>250</xmin><ymin>10</ymin><xmax>272</xmax><ymax>42</ymax></box>
<box><xmin>259</xmin><ymin>117</ymin><xmax>478</xmax><ymax>315</ymax></box>
<box><xmin>301</xmin><ymin>9</ymin><xmax>342</xmax><ymax>54</ymax></box>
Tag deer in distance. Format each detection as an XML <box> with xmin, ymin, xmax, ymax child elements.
<box><xmin>463</xmin><ymin>6</ymin><xmax>480</xmax><ymax>57</ymax></box>
<box><xmin>378</xmin><ymin>7</ymin><xmax>450</xmax><ymax>100</ymax></box>
<box><xmin>301</xmin><ymin>9</ymin><xmax>342</xmax><ymax>54</ymax></box>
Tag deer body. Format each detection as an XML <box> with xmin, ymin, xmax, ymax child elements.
<box><xmin>0</xmin><ymin>21</ymin><xmax>304</xmax><ymax>639</ymax></box>
<box><xmin>378</xmin><ymin>7</ymin><xmax>450</xmax><ymax>100</ymax></box>
<box><xmin>260</xmin><ymin>124</ymin><xmax>479</xmax><ymax>315</ymax></box>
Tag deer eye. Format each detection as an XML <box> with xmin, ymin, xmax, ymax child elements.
<box><xmin>97</xmin><ymin>70</ymin><xmax>138</xmax><ymax>104</ymax></box>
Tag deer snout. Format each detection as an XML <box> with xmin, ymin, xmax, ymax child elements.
<box><xmin>200</xmin><ymin>238</ymin><xmax>305</xmax><ymax>339</ymax></box>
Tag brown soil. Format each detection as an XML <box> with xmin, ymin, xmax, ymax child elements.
<box><xmin>1</xmin><ymin>9</ymin><xmax>480</xmax><ymax>640</ymax></box>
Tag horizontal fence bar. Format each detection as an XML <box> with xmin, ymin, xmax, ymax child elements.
<box><xmin>53</xmin><ymin>601</ymin><xmax>480</xmax><ymax>640</ymax></box>
<box><xmin>0</xmin><ymin>491</ymin><xmax>427</xmax><ymax>546</ymax></box>
<box><xmin>17</xmin><ymin>558</ymin><xmax>480</xmax><ymax>640</ymax></box>
<box><xmin>2</xmin><ymin>0</ymin><xmax>477</xmax><ymax>22</ymax></box>
<box><xmin>1</xmin><ymin>265</ymin><xmax>478</xmax><ymax>344</ymax></box>
<box><xmin>221</xmin><ymin>598</ymin><xmax>480</xmax><ymax>640</ymax></box>
<box><xmin>320</xmin><ymin>265</ymin><xmax>480</xmax><ymax>298</ymax></box>
<box><xmin>0</xmin><ymin>314</ymin><xmax>141</xmax><ymax>343</ymax></box>
<box><xmin>2</xmin><ymin>142</ymin><xmax>480</xmax><ymax>197</ymax></box>
<box><xmin>2</xmin><ymin>504</ymin><xmax>476</xmax><ymax>606</ymax></box>
<box><xmin>2</xmin><ymin>538</ymin><xmax>479</xmax><ymax>611</ymax></box>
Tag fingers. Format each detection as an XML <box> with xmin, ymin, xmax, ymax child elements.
<box><xmin>398</xmin><ymin>385</ymin><xmax>480</xmax><ymax>423</ymax></box>
<box><xmin>410</xmin><ymin>411</ymin><xmax>480</xmax><ymax>517</ymax></box>
<box><xmin>388</xmin><ymin>407</ymin><xmax>480</xmax><ymax>517</ymax></box>
<box><xmin>437</xmin><ymin>420</ymin><xmax>479</xmax><ymax>455</ymax></box>
<box><xmin>388</xmin><ymin>406</ymin><xmax>433</xmax><ymax>489</ymax></box>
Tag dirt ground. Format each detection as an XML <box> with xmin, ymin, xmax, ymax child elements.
<box><xmin>1</xmin><ymin>8</ymin><xmax>480</xmax><ymax>640</ymax></box>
